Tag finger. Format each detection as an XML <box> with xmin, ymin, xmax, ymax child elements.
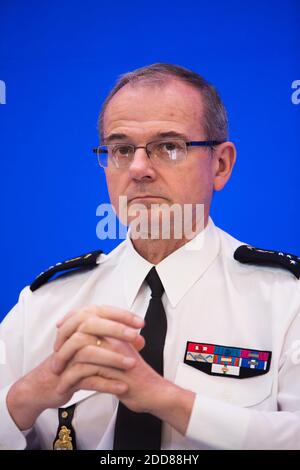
<box><xmin>56</xmin><ymin>362</ymin><xmax>124</xmax><ymax>394</ymax></box>
<box><xmin>56</xmin><ymin>363</ymin><xmax>100</xmax><ymax>394</ymax></box>
<box><xmin>77</xmin><ymin>317</ymin><xmax>142</xmax><ymax>344</ymax></box>
<box><xmin>54</xmin><ymin>307</ymin><xmax>97</xmax><ymax>352</ymax></box>
<box><xmin>56</xmin><ymin>342</ymin><xmax>136</xmax><ymax>375</ymax></box>
<box><xmin>54</xmin><ymin>305</ymin><xmax>144</xmax><ymax>352</ymax></box>
<box><xmin>132</xmin><ymin>334</ymin><xmax>146</xmax><ymax>352</ymax></box>
<box><xmin>56</xmin><ymin>309</ymin><xmax>77</xmax><ymax>328</ymax></box>
<box><xmin>52</xmin><ymin>332</ymin><xmax>99</xmax><ymax>374</ymax></box>
<box><xmin>94</xmin><ymin>305</ymin><xmax>144</xmax><ymax>329</ymax></box>
<box><xmin>58</xmin><ymin>305</ymin><xmax>144</xmax><ymax>330</ymax></box>
<box><xmin>77</xmin><ymin>376</ymin><xmax>128</xmax><ymax>395</ymax></box>
<box><xmin>56</xmin><ymin>316</ymin><xmax>142</xmax><ymax>355</ymax></box>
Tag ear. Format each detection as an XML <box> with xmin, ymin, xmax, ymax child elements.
<box><xmin>213</xmin><ymin>141</ymin><xmax>236</xmax><ymax>191</ymax></box>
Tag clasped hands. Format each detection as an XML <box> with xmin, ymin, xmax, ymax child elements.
<box><xmin>7</xmin><ymin>304</ymin><xmax>194</xmax><ymax>433</ymax></box>
<box><xmin>51</xmin><ymin>305</ymin><xmax>168</xmax><ymax>414</ymax></box>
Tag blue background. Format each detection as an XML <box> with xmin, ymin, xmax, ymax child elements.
<box><xmin>0</xmin><ymin>0</ymin><xmax>299</xmax><ymax>320</ymax></box>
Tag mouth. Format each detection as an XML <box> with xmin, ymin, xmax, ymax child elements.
<box><xmin>128</xmin><ymin>195</ymin><xmax>166</xmax><ymax>203</ymax></box>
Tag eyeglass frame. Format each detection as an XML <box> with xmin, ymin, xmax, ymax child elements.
<box><xmin>92</xmin><ymin>139</ymin><xmax>225</xmax><ymax>168</ymax></box>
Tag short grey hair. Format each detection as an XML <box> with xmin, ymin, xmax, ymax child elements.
<box><xmin>98</xmin><ymin>63</ymin><xmax>228</xmax><ymax>142</ymax></box>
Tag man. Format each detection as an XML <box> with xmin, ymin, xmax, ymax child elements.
<box><xmin>1</xmin><ymin>63</ymin><xmax>300</xmax><ymax>450</ymax></box>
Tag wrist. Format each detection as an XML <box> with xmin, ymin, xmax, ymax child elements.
<box><xmin>148</xmin><ymin>378</ymin><xmax>196</xmax><ymax>436</ymax></box>
<box><xmin>6</xmin><ymin>379</ymin><xmax>44</xmax><ymax>431</ymax></box>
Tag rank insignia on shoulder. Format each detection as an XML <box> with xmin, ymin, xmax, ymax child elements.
<box><xmin>234</xmin><ymin>245</ymin><xmax>300</xmax><ymax>279</ymax></box>
<box><xmin>184</xmin><ymin>342</ymin><xmax>272</xmax><ymax>379</ymax></box>
<box><xmin>30</xmin><ymin>250</ymin><xmax>103</xmax><ymax>292</ymax></box>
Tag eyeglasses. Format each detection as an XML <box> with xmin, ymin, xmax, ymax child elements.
<box><xmin>92</xmin><ymin>139</ymin><xmax>225</xmax><ymax>169</ymax></box>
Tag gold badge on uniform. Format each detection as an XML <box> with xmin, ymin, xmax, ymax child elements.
<box><xmin>53</xmin><ymin>425</ymin><xmax>74</xmax><ymax>450</ymax></box>
<box><xmin>53</xmin><ymin>405</ymin><xmax>77</xmax><ymax>450</ymax></box>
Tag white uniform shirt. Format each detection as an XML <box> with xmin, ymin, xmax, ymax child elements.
<box><xmin>1</xmin><ymin>218</ymin><xmax>300</xmax><ymax>450</ymax></box>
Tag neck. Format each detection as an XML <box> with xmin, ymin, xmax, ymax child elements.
<box><xmin>131</xmin><ymin>215</ymin><xmax>209</xmax><ymax>264</ymax></box>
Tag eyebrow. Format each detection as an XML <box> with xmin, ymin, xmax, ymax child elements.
<box><xmin>103</xmin><ymin>133</ymin><xmax>129</xmax><ymax>143</ymax></box>
<box><xmin>103</xmin><ymin>130</ymin><xmax>188</xmax><ymax>144</ymax></box>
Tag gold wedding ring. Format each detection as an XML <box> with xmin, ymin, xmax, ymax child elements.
<box><xmin>96</xmin><ymin>339</ymin><xmax>102</xmax><ymax>347</ymax></box>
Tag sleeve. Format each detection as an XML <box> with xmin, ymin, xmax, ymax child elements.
<box><xmin>0</xmin><ymin>289</ymin><xmax>38</xmax><ymax>450</ymax></box>
<box><xmin>185</xmin><ymin>312</ymin><xmax>300</xmax><ymax>450</ymax></box>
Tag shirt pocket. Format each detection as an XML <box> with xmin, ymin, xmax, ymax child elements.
<box><xmin>174</xmin><ymin>362</ymin><xmax>273</xmax><ymax>407</ymax></box>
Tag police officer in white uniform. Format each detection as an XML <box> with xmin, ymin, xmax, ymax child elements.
<box><xmin>1</xmin><ymin>63</ymin><xmax>300</xmax><ymax>450</ymax></box>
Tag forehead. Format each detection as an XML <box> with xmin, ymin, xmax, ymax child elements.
<box><xmin>102</xmin><ymin>79</ymin><xmax>205</xmax><ymax>139</ymax></box>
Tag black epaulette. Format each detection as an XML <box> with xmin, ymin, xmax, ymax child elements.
<box><xmin>30</xmin><ymin>250</ymin><xmax>103</xmax><ymax>292</ymax></box>
<box><xmin>234</xmin><ymin>245</ymin><xmax>300</xmax><ymax>279</ymax></box>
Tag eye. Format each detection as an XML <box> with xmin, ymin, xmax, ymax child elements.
<box><xmin>155</xmin><ymin>141</ymin><xmax>178</xmax><ymax>152</ymax></box>
<box><xmin>163</xmin><ymin>142</ymin><xmax>177</xmax><ymax>151</ymax></box>
<box><xmin>112</xmin><ymin>145</ymin><xmax>133</xmax><ymax>157</ymax></box>
<box><xmin>152</xmin><ymin>141</ymin><xmax>186</xmax><ymax>161</ymax></box>
<box><xmin>156</xmin><ymin>141</ymin><xmax>185</xmax><ymax>153</ymax></box>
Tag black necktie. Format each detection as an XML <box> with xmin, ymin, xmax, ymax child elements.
<box><xmin>113</xmin><ymin>267</ymin><xmax>167</xmax><ymax>450</ymax></box>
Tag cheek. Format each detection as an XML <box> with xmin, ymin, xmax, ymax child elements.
<box><xmin>105</xmin><ymin>172</ymin><xmax>129</xmax><ymax>219</ymax></box>
<box><xmin>105</xmin><ymin>173</ymin><xmax>120</xmax><ymax>207</ymax></box>
<box><xmin>172</xmin><ymin>160</ymin><xmax>214</xmax><ymax>204</ymax></box>
<box><xmin>105</xmin><ymin>170</ymin><xmax>121</xmax><ymax>193</ymax></box>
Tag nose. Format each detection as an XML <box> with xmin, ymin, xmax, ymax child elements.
<box><xmin>128</xmin><ymin>148</ymin><xmax>156</xmax><ymax>181</ymax></box>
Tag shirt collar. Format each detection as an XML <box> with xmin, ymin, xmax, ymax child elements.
<box><xmin>121</xmin><ymin>217</ymin><xmax>220</xmax><ymax>309</ymax></box>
